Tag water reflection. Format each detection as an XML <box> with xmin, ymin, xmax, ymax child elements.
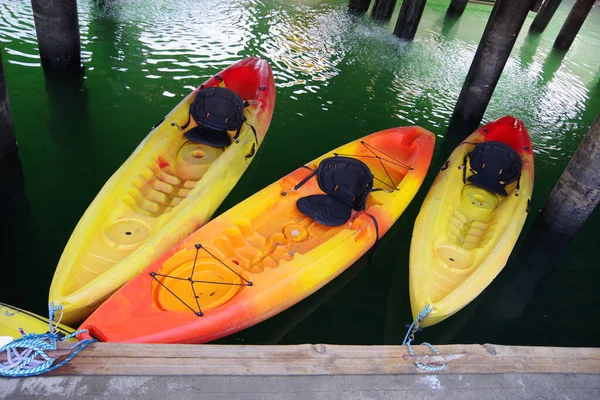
<box><xmin>136</xmin><ymin>2</ymin><xmax>253</xmax><ymax>89</ymax></box>
<box><xmin>260</xmin><ymin>3</ymin><xmax>346</xmax><ymax>90</ymax></box>
<box><xmin>451</xmin><ymin>215</ymin><xmax>572</xmax><ymax>345</ymax></box>
<box><xmin>0</xmin><ymin>0</ymin><xmax>38</xmax><ymax>68</ymax></box>
<box><xmin>520</xmin><ymin>32</ymin><xmax>542</xmax><ymax>70</ymax></box>
<box><xmin>440</xmin><ymin>14</ymin><xmax>460</xmax><ymax>40</ymax></box>
<box><xmin>540</xmin><ymin>48</ymin><xmax>566</xmax><ymax>85</ymax></box>
<box><xmin>0</xmin><ymin>151</ymin><xmax>41</xmax><ymax>313</ymax></box>
<box><xmin>36</xmin><ymin>74</ymin><xmax>96</xmax><ymax>287</ymax></box>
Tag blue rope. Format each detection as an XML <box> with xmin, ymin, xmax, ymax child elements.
<box><xmin>402</xmin><ymin>304</ymin><xmax>446</xmax><ymax>371</ymax></box>
<box><xmin>0</xmin><ymin>303</ymin><xmax>96</xmax><ymax>377</ymax></box>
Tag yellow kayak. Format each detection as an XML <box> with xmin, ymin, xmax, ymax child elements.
<box><xmin>409</xmin><ymin>116</ymin><xmax>534</xmax><ymax>327</ymax></box>
<box><xmin>49</xmin><ymin>57</ymin><xmax>276</xmax><ymax>325</ymax></box>
<box><xmin>0</xmin><ymin>302</ymin><xmax>74</xmax><ymax>341</ymax></box>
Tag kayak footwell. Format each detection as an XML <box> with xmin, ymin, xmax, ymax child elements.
<box><xmin>64</xmin><ymin>142</ymin><xmax>225</xmax><ymax>296</ymax></box>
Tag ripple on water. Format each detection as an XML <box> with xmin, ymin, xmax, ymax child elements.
<box><xmin>0</xmin><ymin>0</ymin><xmax>597</xmax><ymax>163</ymax></box>
<box><xmin>133</xmin><ymin>0</ymin><xmax>255</xmax><ymax>88</ymax></box>
<box><xmin>259</xmin><ymin>3</ymin><xmax>346</xmax><ymax>91</ymax></box>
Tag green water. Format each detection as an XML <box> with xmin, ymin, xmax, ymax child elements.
<box><xmin>1</xmin><ymin>0</ymin><xmax>599</xmax><ymax>346</ymax></box>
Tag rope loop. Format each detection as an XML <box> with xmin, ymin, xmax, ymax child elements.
<box><xmin>402</xmin><ymin>304</ymin><xmax>446</xmax><ymax>371</ymax></box>
<box><xmin>0</xmin><ymin>302</ymin><xmax>96</xmax><ymax>377</ymax></box>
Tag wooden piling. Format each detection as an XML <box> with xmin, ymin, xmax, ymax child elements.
<box><xmin>554</xmin><ymin>0</ymin><xmax>596</xmax><ymax>51</ymax></box>
<box><xmin>0</xmin><ymin>50</ymin><xmax>16</xmax><ymax>158</ymax></box>
<box><xmin>30</xmin><ymin>0</ymin><xmax>81</xmax><ymax>74</ymax></box>
<box><xmin>447</xmin><ymin>0</ymin><xmax>469</xmax><ymax>17</ymax></box>
<box><xmin>531</xmin><ymin>0</ymin><xmax>544</xmax><ymax>13</ymax></box>
<box><xmin>394</xmin><ymin>0</ymin><xmax>428</xmax><ymax>41</ymax></box>
<box><xmin>371</xmin><ymin>0</ymin><xmax>397</xmax><ymax>22</ymax></box>
<box><xmin>541</xmin><ymin>114</ymin><xmax>600</xmax><ymax>236</ymax></box>
<box><xmin>447</xmin><ymin>0</ymin><xmax>537</xmax><ymax>139</ymax></box>
<box><xmin>349</xmin><ymin>0</ymin><xmax>372</xmax><ymax>14</ymax></box>
<box><xmin>530</xmin><ymin>0</ymin><xmax>563</xmax><ymax>33</ymax></box>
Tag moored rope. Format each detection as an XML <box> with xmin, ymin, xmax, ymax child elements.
<box><xmin>402</xmin><ymin>304</ymin><xmax>446</xmax><ymax>371</ymax></box>
<box><xmin>0</xmin><ymin>303</ymin><xmax>96</xmax><ymax>377</ymax></box>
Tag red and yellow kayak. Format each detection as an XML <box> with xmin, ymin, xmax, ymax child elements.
<box><xmin>49</xmin><ymin>57</ymin><xmax>276</xmax><ymax>325</ymax></box>
<box><xmin>80</xmin><ymin>126</ymin><xmax>435</xmax><ymax>343</ymax></box>
<box><xmin>410</xmin><ymin>116</ymin><xmax>534</xmax><ymax>327</ymax></box>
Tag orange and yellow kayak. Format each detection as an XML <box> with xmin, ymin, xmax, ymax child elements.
<box><xmin>49</xmin><ymin>57</ymin><xmax>276</xmax><ymax>325</ymax></box>
<box><xmin>79</xmin><ymin>126</ymin><xmax>435</xmax><ymax>343</ymax></box>
<box><xmin>409</xmin><ymin>116</ymin><xmax>534</xmax><ymax>327</ymax></box>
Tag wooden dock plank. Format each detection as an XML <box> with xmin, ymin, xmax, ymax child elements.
<box><xmin>4</xmin><ymin>373</ymin><xmax>600</xmax><ymax>400</ymax></box>
<box><xmin>41</xmin><ymin>343</ymin><xmax>600</xmax><ymax>376</ymax></box>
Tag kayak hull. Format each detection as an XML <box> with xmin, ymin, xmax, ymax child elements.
<box><xmin>49</xmin><ymin>57</ymin><xmax>276</xmax><ymax>325</ymax></box>
<box><xmin>409</xmin><ymin>116</ymin><xmax>534</xmax><ymax>327</ymax></box>
<box><xmin>80</xmin><ymin>126</ymin><xmax>435</xmax><ymax>343</ymax></box>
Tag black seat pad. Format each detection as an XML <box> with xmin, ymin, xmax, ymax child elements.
<box><xmin>184</xmin><ymin>126</ymin><xmax>231</xmax><ymax>147</ymax></box>
<box><xmin>296</xmin><ymin>156</ymin><xmax>374</xmax><ymax>226</ymax></box>
<box><xmin>467</xmin><ymin>141</ymin><xmax>522</xmax><ymax>196</ymax></box>
<box><xmin>184</xmin><ymin>86</ymin><xmax>245</xmax><ymax>147</ymax></box>
<box><xmin>296</xmin><ymin>195</ymin><xmax>352</xmax><ymax>226</ymax></box>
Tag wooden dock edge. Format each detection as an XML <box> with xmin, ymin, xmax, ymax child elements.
<box><xmin>47</xmin><ymin>342</ymin><xmax>600</xmax><ymax>376</ymax></box>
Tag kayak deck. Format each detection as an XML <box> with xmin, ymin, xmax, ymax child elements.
<box><xmin>65</xmin><ymin>142</ymin><xmax>226</xmax><ymax>296</ymax></box>
<box><xmin>79</xmin><ymin>126</ymin><xmax>435</xmax><ymax>344</ymax></box>
<box><xmin>410</xmin><ymin>116</ymin><xmax>534</xmax><ymax>326</ymax></box>
<box><xmin>50</xmin><ymin>57</ymin><xmax>276</xmax><ymax>325</ymax></box>
<box><xmin>153</xmin><ymin>145</ymin><xmax>413</xmax><ymax>314</ymax></box>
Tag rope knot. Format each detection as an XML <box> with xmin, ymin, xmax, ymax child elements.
<box><xmin>402</xmin><ymin>304</ymin><xmax>446</xmax><ymax>371</ymax></box>
<box><xmin>0</xmin><ymin>303</ymin><xmax>96</xmax><ymax>377</ymax></box>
